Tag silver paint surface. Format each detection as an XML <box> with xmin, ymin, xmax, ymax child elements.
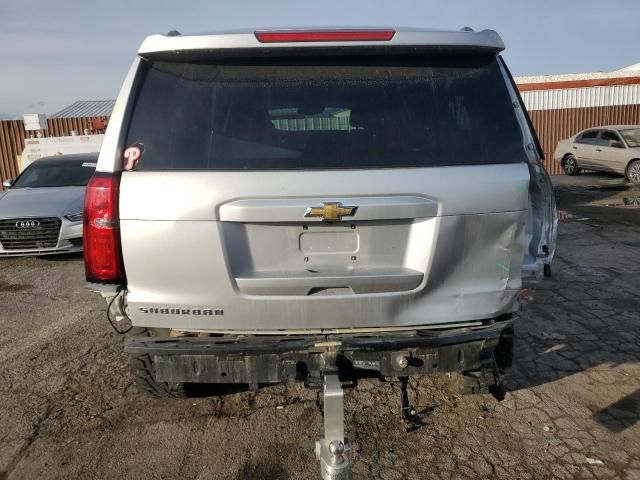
<box><xmin>0</xmin><ymin>186</ymin><xmax>84</xmax><ymax>255</ymax></box>
<box><xmin>137</xmin><ymin>27</ymin><xmax>505</xmax><ymax>56</ymax></box>
<box><xmin>119</xmin><ymin>164</ymin><xmax>529</xmax><ymax>331</ymax></box>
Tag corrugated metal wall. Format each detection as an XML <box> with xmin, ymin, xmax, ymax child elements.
<box><xmin>528</xmin><ymin>104</ymin><xmax>640</xmax><ymax>175</ymax></box>
<box><xmin>521</xmin><ymin>84</ymin><xmax>640</xmax><ymax>111</ymax></box>
<box><xmin>0</xmin><ymin>121</ymin><xmax>24</xmax><ymax>184</ymax></box>
<box><xmin>0</xmin><ymin>117</ymin><xmax>108</xmax><ymax>189</ymax></box>
<box><xmin>46</xmin><ymin>117</ymin><xmax>105</xmax><ymax>137</ymax></box>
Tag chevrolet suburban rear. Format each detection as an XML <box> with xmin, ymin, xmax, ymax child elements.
<box><xmin>84</xmin><ymin>27</ymin><xmax>556</xmax><ymax>479</ymax></box>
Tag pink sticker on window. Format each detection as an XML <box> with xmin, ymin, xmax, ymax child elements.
<box><xmin>123</xmin><ymin>143</ymin><xmax>145</xmax><ymax>171</ymax></box>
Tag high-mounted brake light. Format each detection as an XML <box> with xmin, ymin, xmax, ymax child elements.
<box><xmin>255</xmin><ymin>30</ymin><xmax>395</xmax><ymax>43</ymax></box>
<box><xmin>83</xmin><ymin>172</ymin><xmax>125</xmax><ymax>284</ymax></box>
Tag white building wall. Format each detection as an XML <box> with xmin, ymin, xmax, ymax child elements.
<box><xmin>521</xmin><ymin>84</ymin><xmax>640</xmax><ymax>111</ymax></box>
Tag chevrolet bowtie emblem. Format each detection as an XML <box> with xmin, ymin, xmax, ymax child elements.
<box><xmin>304</xmin><ymin>202</ymin><xmax>358</xmax><ymax>221</ymax></box>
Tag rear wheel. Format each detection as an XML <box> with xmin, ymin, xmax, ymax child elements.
<box><xmin>129</xmin><ymin>328</ymin><xmax>187</xmax><ymax>398</ymax></box>
<box><xmin>626</xmin><ymin>160</ymin><xmax>640</xmax><ymax>185</ymax></box>
<box><xmin>562</xmin><ymin>155</ymin><xmax>579</xmax><ymax>176</ymax></box>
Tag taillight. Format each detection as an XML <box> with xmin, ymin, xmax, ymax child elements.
<box><xmin>255</xmin><ymin>30</ymin><xmax>395</xmax><ymax>43</ymax></box>
<box><xmin>83</xmin><ymin>172</ymin><xmax>125</xmax><ymax>284</ymax></box>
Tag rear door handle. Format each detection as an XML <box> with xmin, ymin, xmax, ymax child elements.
<box><xmin>572</xmin><ymin>146</ymin><xmax>578</xmax><ymax>150</ymax></box>
<box><xmin>596</xmin><ymin>148</ymin><xmax>602</xmax><ymax>152</ymax></box>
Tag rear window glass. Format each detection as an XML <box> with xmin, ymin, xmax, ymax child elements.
<box><xmin>126</xmin><ymin>55</ymin><xmax>525</xmax><ymax>170</ymax></box>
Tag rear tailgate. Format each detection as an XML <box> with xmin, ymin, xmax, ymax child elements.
<box><xmin>116</xmin><ymin>46</ymin><xmax>531</xmax><ymax>332</ymax></box>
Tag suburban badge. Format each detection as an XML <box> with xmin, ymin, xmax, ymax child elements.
<box><xmin>139</xmin><ymin>307</ymin><xmax>224</xmax><ymax>315</ymax></box>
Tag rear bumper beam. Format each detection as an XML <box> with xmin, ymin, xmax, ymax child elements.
<box><xmin>126</xmin><ymin>319</ymin><xmax>514</xmax><ymax>386</ymax></box>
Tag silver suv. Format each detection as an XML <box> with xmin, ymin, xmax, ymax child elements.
<box><xmin>85</xmin><ymin>27</ymin><xmax>556</xmax><ymax>479</ymax></box>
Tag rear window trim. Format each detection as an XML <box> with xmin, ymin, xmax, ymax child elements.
<box><xmin>139</xmin><ymin>45</ymin><xmax>504</xmax><ymax>63</ymax></box>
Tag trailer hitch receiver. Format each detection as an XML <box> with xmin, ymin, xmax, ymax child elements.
<box><xmin>315</xmin><ymin>373</ymin><xmax>350</xmax><ymax>480</ymax></box>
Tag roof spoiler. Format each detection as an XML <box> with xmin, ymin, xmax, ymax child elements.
<box><xmin>138</xmin><ymin>27</ymin><xmax>505</xmax><ymax>57</ymax></box>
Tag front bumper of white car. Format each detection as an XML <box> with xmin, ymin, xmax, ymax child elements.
<box><xmin>0</xmin><ymin>216</ymin><xmax>83</xmax><ymax>256</ymax></box>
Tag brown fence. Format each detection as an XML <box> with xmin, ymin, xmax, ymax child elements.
<box><xmin>0</xmin><ymin>117</ymin><xmax>108</xmax><ymax>188</ymax></box>
<box><xmin>0</xmin><ymin>121</ymin><xmax>25</xmax><ymax>184</ymax></box>
<box><xmin>529</xmin><ymin>104</ymin><xmax>640</xmax><ymax>175</ymax></box>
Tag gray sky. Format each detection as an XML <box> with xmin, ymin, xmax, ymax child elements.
<box><xmin>1</xmin><ymin>0</ymin><xmax>639</xmax><ymax>116</ymax></box>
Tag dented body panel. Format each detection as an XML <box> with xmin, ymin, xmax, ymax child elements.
<box><xmin>120</xmin><ymin>164</ymin><xmax>529</xmax><ymax>332</ymax></box>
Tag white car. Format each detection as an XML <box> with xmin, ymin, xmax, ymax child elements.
<box><xmin>554</xmin><ymin>126</ymin><xmax>640</xmax><ymax>184</ymax></box>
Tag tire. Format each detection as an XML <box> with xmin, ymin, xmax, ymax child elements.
<box><xmin>129</xmin><ymin>328</ymin><xmax>187</xmax><ymax>398</ymax></box>
<box><xmin>626</xmin><ymin>160</ymin><xmax>640</xmax><ymax>185</ymax></box>
<box><xmin>561</xmin><ymin>154</ymin><xmax>580</xmax><ymax>176</ymax></box>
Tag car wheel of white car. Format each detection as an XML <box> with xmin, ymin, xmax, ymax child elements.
<box><xmin>562</xmin><ymin>155</ymin><xmax>579</xmax><ymax>176</ymax></box>
<box><xmin>627</xmin><ymin>160</ymin><xmax>640</xmax><ymax>185</ymax></box>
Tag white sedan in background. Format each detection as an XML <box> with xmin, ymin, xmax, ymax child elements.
<box><xmin>554</xmin><ymin>125</ymin><xmax>640</xmax><ymax>184</ymax></box>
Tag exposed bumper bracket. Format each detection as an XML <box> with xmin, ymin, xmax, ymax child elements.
<box><xmin>125</xmin><ymin>320</ymin><xmax>515</xmax><ymax>388</ymax></box>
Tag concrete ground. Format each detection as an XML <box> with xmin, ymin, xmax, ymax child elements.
<box><xmin>0</xmin><ymin>174</ymin><xmax>639</xmax><ymax>480</ymax></box>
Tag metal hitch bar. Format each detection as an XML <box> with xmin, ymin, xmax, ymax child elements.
<box><xmin>315</xmin><ymin>373</ymin><xmax>350</xmax><ymax>480</ymax></box>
